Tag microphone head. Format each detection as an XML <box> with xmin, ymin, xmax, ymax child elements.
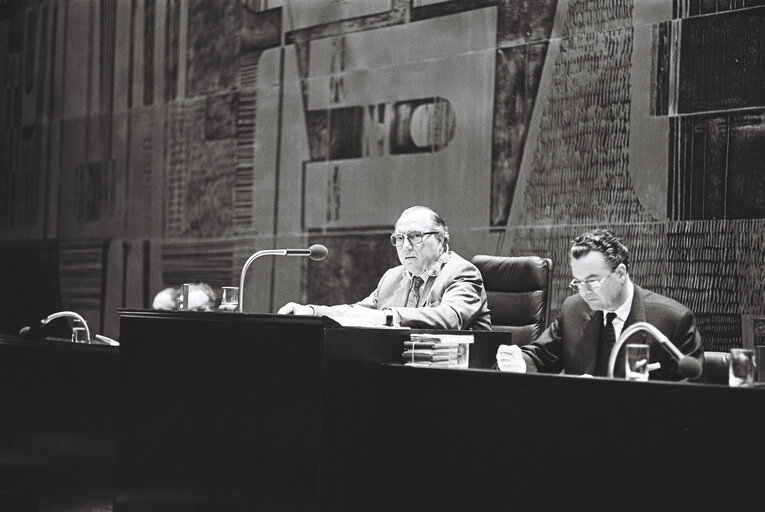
<box><xmin>679</xmin><ymin>355</ymin><xmax>703</xmax><ymax>380</ymax></box>
<box><xmin>308</xmin><ymin>244</ymin><xmax>328</xmax><ymax>261</ymax></box>
<box><xmin>18</xmin><ymin>326</ymin><xmax>33</xmax><ymax>337</ymax></box>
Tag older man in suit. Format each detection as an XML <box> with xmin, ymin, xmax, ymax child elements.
<box><xmin>497</xmin><ymin>229</ymin><xmax>703</xmax><ymax>381</ymax></box>
<box><xmin>278</xmin><ymin>206</ymin><xmax>491</xmax><ymax>330</ymax></box>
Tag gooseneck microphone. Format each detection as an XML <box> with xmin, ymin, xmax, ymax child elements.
<box><xmin>238</xmin><ymin>244</ymin><xmax>328</xmax><ymax>313</ymax></box>
<box><xmin>19</xmin><ymin>310</ymin><xmax>92</xmax><ymax>342</ymax></box>
<box><xmin>285</xmin><ymin>244</ymin><xmax>329</xmax><ymax>261</ymax></box>
<box><xmin>607</xmin><ymin>321</ymin><xmax>702</xmax><ymax>380</ymax></box>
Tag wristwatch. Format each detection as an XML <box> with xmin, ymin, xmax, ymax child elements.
<box><xmin>384</xmin><ymin>309</ymin><xmax>394</xmax><ymax>327</ymax></box>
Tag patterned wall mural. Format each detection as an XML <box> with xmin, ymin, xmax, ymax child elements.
<box><xmin>2</xmin><ymin>0</ymin><xmax>765</xmax><ymax>351</ymax></box>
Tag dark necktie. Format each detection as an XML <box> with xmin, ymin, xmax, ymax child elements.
<box><xmin>596</xmin><ymin>312</ymin><xmax>617</xmax><ymax>376</ymax></box>
<box><xmin>406</xmin><ymin>277</ymin><xmax>424</xmax><ymax>308</ymax></box>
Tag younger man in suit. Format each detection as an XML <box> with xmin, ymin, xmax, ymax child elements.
<box><xmin>497</xmin><ymin>229</ymin><xmax>702</xmax><ymax>380</ymax></box>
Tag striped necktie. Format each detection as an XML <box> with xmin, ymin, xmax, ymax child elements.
<box><xmin>406</xmin><ymin>276</ymin><xmax>424</xmax><ymax>308</ymax></box>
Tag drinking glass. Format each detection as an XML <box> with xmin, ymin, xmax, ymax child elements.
<box><xmin>72</xmin><ymin>326</ymin><xmax>88</xmax><ymax>343</ymax></box>
<box><xmin>729</xmin><ymin>348</ymin><xmax>755</xmax><ymax>387</ymax></box>
<box><xmin>178</xmin><ymin>283</ymin><xmax>190</xmax><ymax>311</ymax></box>
<box><xmin>625</xmin><ymin>344</ymin><xmax>650</xmax><ymax>381</ymax></box>
<box><xmin>757</xmin><ymin>346</ymin><xmax>765</xmax><ymax>383</ymax></box>
<box><xmin>220</xmin><ymin>286</ymin><xmax>239</xmax><ymax>311</ymax></box>
<box><xmin>454</xmin><ymin>341</ymin><xmax>469</xmax><ymax>369</ymax></box>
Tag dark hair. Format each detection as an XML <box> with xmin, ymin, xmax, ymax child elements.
<box><xmin>399</xmin><ymin>206</ymin><xmax>450</xmax><ymax>249</ymax></box>
<box><xmin>570</xmin><ymin>229</ymin><xmax>630</xmax><ymax>272</ymax></box>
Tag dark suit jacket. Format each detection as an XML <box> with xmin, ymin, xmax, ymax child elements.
<box><xmin>311</xmin><ymin>251</ymin><xmax>491</xmax><ymax>331</ymax></box>
<box><xmin>520</xmin><ymin>285</ymin><xmax>703</xmax><ymax>381</ymax></box>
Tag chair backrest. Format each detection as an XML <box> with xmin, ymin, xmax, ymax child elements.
<box><xmin>471</xmin><ymin>255</ymin><xmax>552</xmax><ymax>345</ymax></box>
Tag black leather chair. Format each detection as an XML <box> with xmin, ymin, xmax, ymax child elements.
<box><xmin>471</xmin><ymin>255</ymin><xmax>552</xmax><ymax>346</ymax></box>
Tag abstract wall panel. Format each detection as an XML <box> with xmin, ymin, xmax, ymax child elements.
<box><xmin>491</xmin><ymin>41</ymin><xmax>549</xmax><ymax>226</ymax></box>
<box><xmin>186</xmin><ymin>0</ymin><xmax>246</xmax><ymax>97</ymax></box>
<box><xmin>666</xmin><ymin>221</ymin><xmax>741</xmax><ymax>351</ymax></box>
<box><xmin>300</xmin><ymin>7</ymin><xmax>496</xmax><ymax>230</ymax></box>
<box><xmin>58</xmin><ymin>239</ymin><xmax>108</xmax><ymax>336</ymax></box>
<box><xmin>161</xmin><ymin>239</ymin><xmax>235</xmax><ymax>289</ymax></box>
<box><xmin>287</xmin><ymin>0</ymin><xmax>392</xmax><ymax>31</ymax></box>
<box><xmin>677</xmin><ymin>6</ymin><xmax>765</xmax><ymax>114</ymax></box>
<box><xmin>307</xmin><ymin>232</ymin><xmax>400</xmax><ymax>306</ymax></box>
<box><xmin>0</xmin><ymin>1</ymin><xmax>48</xmax><ymax>235</ymax></box>
<box><xmin>670</xmin><ymin>111</ymin><xmax>765</xmax><ymax>221</ymax></box>
<box><xmin>165</xmin><ymin>97</ymin><xmax>237</xmax><ymax>239</ymax></box>
<box><xmin>518</xmin><ymin>22</ymin><xmax>651</xmax><ymax>225</ymax></box>
<box><xmin>495</xmin><ymin>0</ymin><xmax>557</xmax><ymax>48</ymax></box>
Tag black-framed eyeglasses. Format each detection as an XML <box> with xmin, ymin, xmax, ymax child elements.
<box><xmin>569</xmin><ymin>271</ymin><xmax>614</xmax><ymax>292</ymax></box>
<box><xmin>390</xmin><ymin>231</ymin><xmax>440</xmax><ymax>247</ymax></box>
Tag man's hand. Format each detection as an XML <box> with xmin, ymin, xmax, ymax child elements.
<box><xmin>496</xmin><ymin>344</ymin><xmax>526</xmax><ymax>373</ymax></box>
<box><xmin>277</xmin><ymin>302</ymin><xmax>315</xmax><ymax>316</ymax></box>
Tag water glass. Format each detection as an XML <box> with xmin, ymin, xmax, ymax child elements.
<box><xmin>72</xmin><ymin>326</ymin><xmax>88</xmax><ymax>343</ymax></box>
<box><xmin>455</xmin><ymin>341</ymin><xmax>470</xmax><ymax>369</ymax></box>
<box><xmin>625</xmin><ymin>343</ymin><xmax>650</xmax><ymax>381</ymax></box>
<box><xmin>757</xmin><ymin>346</ymin><xmax>765</xmax><ymax>383</ymax></box>
<box><xmin>729</xmin><ymin>348</ymin><xmax>755</xmax><ymax>387</ymax></box>
<box><xmin>178</xmin><ymin>283</ymin><xmax>190</xmax><ymax>311</ymax></box>
<box><xmin>220</xmin><ymin>286</ymin><xmax>239</xmax><ymax>311</ymax></box>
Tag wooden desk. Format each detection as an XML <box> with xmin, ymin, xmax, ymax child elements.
<box><xmin>0</xmin><ymin>335</ymin><xmax>119</xmax><ymax>512</ymax></box>
<box><xmin>116</xmin><ymin>310</ymin><xmax>415</xmax><ymax>512</ymax></box>
<box><xmin>10</xmin><ymin>310</ymin><xmax>756</xmax><ymax>512</ymax></box>
<box><xmin>379</xmin><ymin>365</ymin><xmax>765</xmax><ymax>511</ymax></box>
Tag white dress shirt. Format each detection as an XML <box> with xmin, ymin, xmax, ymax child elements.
<box><xmin>604</xmin><ymin>278</ymin><xmax>634</xmax><ymax>340</ymax></box>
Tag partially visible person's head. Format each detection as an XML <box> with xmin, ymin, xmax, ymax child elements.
<box><xmin>568</xmin><ymin>229</ymin><xmax>630</xmax><ymax>311</ymax></box>
<box><xmin>152</xmin><ymin>283</ymin><xmax>217</xmax><ymax>311</ymax></box>
<box><xmin>152</xmin><ymin>286</ymin><xmax>180</xmax><ymax>310</ymax></box>
<box><xmin>187</xmin><ymin>282</ymin><xmax>217</xmax><ymax>311</ymax></box>
<box><xmin>392</xmin><ymin>206</ymin><xmax>449</xmax><ymax>275</ymax></box>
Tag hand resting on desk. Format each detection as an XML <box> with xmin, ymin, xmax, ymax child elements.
<box><xmin>496</xmin><ymin>344</ymin><xmax>526</xmax><ymax>373</ymax></box>
<box><xmin>277</xmin><ymin>302</ymin><xmax>315</xmax><ymax>316</ymax></box>
<box><xmin>277</xmin><ymin>302</ymin><xmax>387</xmax><ymax>325</ymax></box>
<box><xmin>497</xmin><ymin>345</ymin><xmax>597</xmax><ymax>377</ymax></box>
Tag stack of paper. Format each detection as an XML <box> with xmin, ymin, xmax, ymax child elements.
<box><xmin>403</xmin><ymin>333</ymin><xmax>474</xmax><ymax>368</ymax></box>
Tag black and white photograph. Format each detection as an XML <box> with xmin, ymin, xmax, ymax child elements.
<box><xmin>1</xmin><ymin>1</ymin><xmax>764</xmax><ymax>510</ymax></box>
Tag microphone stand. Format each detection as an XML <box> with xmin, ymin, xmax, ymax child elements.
<box><xmin>607</xmin><ymin>321</ymin><xmax>700</xmax><ymax>379</ymax></box>
<box><xmin>238</xmin><ymin>250</ymin><xmax>290</xmax><ymax>313</ymax></box>
<box><xmin>238</xmin><ymin>245</ymin><xmax>328</xmax><ymax>313</ymax></box>
<box><xmin>40</xmin><ymin>311</ymin><xmax>92</xmax><ymax>342</ymax></box>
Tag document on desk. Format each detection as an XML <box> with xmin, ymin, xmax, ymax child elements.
<box><xmin>323</xmin><ymin>315</ymin><xmax>411</xmax><ymax>328</ymax></box>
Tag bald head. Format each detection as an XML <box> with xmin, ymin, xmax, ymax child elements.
<box><xmin>396</xmin><ymin>206</ymin><xmax>450</xmax><ymax>249</ymax></box>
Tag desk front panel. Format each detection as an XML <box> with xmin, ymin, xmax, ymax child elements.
<box><xmin>380</xmin><ymin>366</ymin><xmax>765</xmax><ymax>511</ymax></box>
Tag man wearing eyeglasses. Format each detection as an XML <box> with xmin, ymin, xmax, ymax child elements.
<box><xmin>496</xmin><ymin>229</ymin><xmax>702</xmax><ymax>380</ymax></box>
<box><xmin>278</xmin><ymin>206</ymin><xmax>491</xmax><ymax>330</ymax></box>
